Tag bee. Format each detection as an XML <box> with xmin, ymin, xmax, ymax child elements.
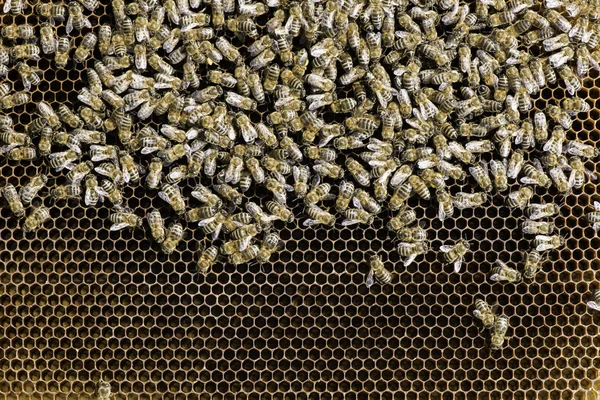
<box><xmin>587</xmin><ymin>288</ymin><xmax>600</xmax><ymax>314</ymax></box>
<box><xmin>365</xmin><ymin>255</ymin><xmax>393</xmax><ymax>288</ymax></box>
<box><xmin>342</xmin><ymin>209</ymin><xmax>374</xmax><ymax>226</ymax></box>
<box><xmin>313</xmin><ymin>160</ymin><xmax>344</xmax><ymax>179</ymax></box>
<box><xmin>244</xmin><ymin>202</ymin><xmax>277</xmax><ymax>227</ymax></box>
<box><xmin>558</xmin><ymin>65</ymin><xmax>581</xmax><ymax>96</ymax></box>
<box><xmin>433</xmin><ymin>188</ymin><xmax>453</xmax><ymax>221</ymax></box>
<box><xmin>83</xmin><ymin>175</ymin><xmax>103</xmax><ymax>207</ymax></box>
<box><xmin>505</xmin><ymin>186</ymin><xmax>533</xmax><ymax>210</ymax></box>
<box><xmin>2</xmin><ymin>184</ymin><xmax>25</xmax><ymax>218</ymax></box>
<box><xmin>389</xmin><ymin>181</ymin><xmax>412</xmax><ymax>211</ymax></box>
<box><xmin>520</xmin><ymin>162</ymin><xmax>551</xmax><ymax>188</ymax></box>
<box><xmin>407</xmin><ymin>175</ymin><xmax>430</xmax><ymax>200</ymax></box>
<box><xmin>490</xmin><ymin>260</ymin><xmax>522</xmax><ymax>283</ymax></box>
<box><xmin>473</xmin><ymin>298</ymin><xmax>498</xmax><ymax>330</ymax></box>
<box><xmin>158</xmin><ymin>143</ymin><xmax>188</xmax><ymax>165</ymax></box>
<box><xmin>229</xmin><ymin>245</ymin><xmax>259</xmax><ymax>265</ymax></box>
<box><xmin>0</xmin><ymin>130</ymin><xmax>31</xmax><ymax>152</ymax></box>
<box><xmin>74</xmin><ymin>32</ymin><xmax>97</xmax><ymax>63</ymax></box>
<box><xmin>526</xmin><ymin>203</ymin><xmax>560</xmax><ymax>220</ymax></box>
<box><xmin>521</xmin><ymin>220</ymin><xmax>555</xmax><ymax>235</ymax></box>
<box><xmin>256</xmin><ymin>232</ymin><xmax>281</xmax><ymax>264</ymax></box>
<box><xmin>161</xmin><ymin>223</ymin><xmax>184</xmax><ymax>255</ymax></box>
<box><xmin>397</xmin><ymin>226</ymin><xmax>427</xmax><ymax>243</ymax></box>
<box><xmin>304</xmin><ymin>182</ymin><xmax>332</xmax><ymax>207</ymax></box>
<box><xmin>345</xmin><ymin>157</ymin><xmax>370</xmax><ymax>187</ymax></box>
<box><xmin>565</xmin><ymin>140</ymin><xmax>599</xmax><ymax>159</ymax></box>
<box><xmin>448</xmin><ymin>141</ymin><xmax>475</xmax><ymax>165</ymax></box>
<box><xmin>66</xmin><ymin>161</ymin><xmax>93</xmax><ymax>185</ymax></box>
<box><xmin>2</xmin><ymin>23</ymin><xmax>35</xmax><ymax>41</ymax></box>
<box><xmin>490</xmin><ymin>315</ymin><xmax>509</xmax><ymax>351</ymax></box>
<box><xmin>55</xmin><ymin>37</ymin><xmax>71</xmax><ymax>68</ymax></box>
<box><xmin>440</xmin><ymin>240</ymin><xmax>470</xmax><ymax>273</ymax></box>
<box><xmin>452</xmin><ymin>192</ymin><xmax>487</xmax><ymax>210</ymax></box>
<box><xmin>303</xmin><ymin>205</ymin><xmax>335</xmax><ymax>227</ymax></box>
<box><xmin>158</xmin><ymin>184</ymin><xmax>186</xmax><ymax>215</ymax></box>
<box><xmin>397</xmin><ymin>242</ymin><xmax>428</xmax><ymax>266</ymax></box>
<box><xmin>549</xmin><ymin>166</ymin><xmax>571</xmax><ymax>194</ymax></box>
<box><xmin>21</xmin><ymin>206</ymin><xmax>50</xmax><ymax>233</ymax></box>
<box><xmin>50</xmin><ymin>184</ymin><xmax>81</xmax><ymax>201</ymax></box>
<box><xmin>109</xmin><ymin>211</ymin><xmax>142</xmax><ymax>231</ymax></box>
<box><xmin>196</xmin><ymin>245</ymin><xmax>219</xmax><ymax>275</ymax></box>
<box><xmin>66</xmin><ymin>2</ymin><xmax>92</xmax><ymax>34</ymax></box>
<box><xmin>585</xmin><ymin>201</ymin><xmax>600</xmax><ymax>231</ymax></box>
<box><xmin>533</xmin><ymin>234</ymin><xmax>565</xmax><ymax>251</ymax></box>
<box><xmin>522</xmin><ymin>250</ymin><xmax>543</xmax><ymax>280</ymax></box>
<box><xmin>5</xmin><ymin>146</ymin><xmax>36</xmax><ymax>161</ymax></box>
<box><xmin>506</xmin><ymin>150</ymin><xmax>525</xmax><ymax>180</ymax></box>
<box><xmin>18</xmin><ymin>175</ymin><xmax>47</xmax><ymax>205</ymax></box>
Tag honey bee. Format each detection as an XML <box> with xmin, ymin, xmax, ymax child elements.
<box><xmin>565</xmin><ymin>140</ymin><xmax>599</xmax><ymax>159</ymax></box>
<box><xmin>490</xmin><ymin>260</ymin><xmax>522</xmax><ymax>283</ymax></box>
<box><xmin>533</xmin><ymin>234</ymin><xmax>565</xmax><ymax>251</ymax></box>
<box><xmin>158</xmin><ymin>183</ymin><xmax>186</xmax><ymax>215</ymax></box>
<box><xmin>585</xmin><ymin>201</ymin><xmax>600</xmax><ymax>231</ymax></box>
<box><xmin>196</xmin><ymin>245</ymin><xmax>219</xmax><ymax>275</ymax></box>
<box><xmin>109</xmin><ymin>211</ymin><xmax>143</xmax><ymax>231</ymax></box>
<box><xmin>490</xmin><ymin>315</ymin><xmax>509</xmax><ymax>350</ymax></box>
<box><xmin>83</xmin><ymin>175</ymin><xmax>103</xmax><ymax>207</ymax></box>
<box><xmin>256</xmin><ymin>232</ymin><xmax>281</xmax><ymax>264</ymax></box>
<box><xmin>520</xmin><ymin>162</ymin><xmax>551</xmax><ymax>188</ymax></box>
<box><xmin>54</xmin><ymin>37</ymin><xmax>71</xmax><ymax>68</ymax></box>
<box><xmin>473</xmin><ymin>298</ymin><xmax>498</xmax><ymax>330</ymax></box>
<box><xmin>506</xmin><ymin>186</ymin><xmax>533</xmax><ymax>209</ymax></box>
<box><xmin>525</xmin><ymin>203</ymin><xmax>559</xmax><ymax>222</ymax></box>
<box><xmin>74</xmin><ymin>32</ymin><xmax>97</xmax><ymax>63</ymax></box>
<box><xmin>229</xmin><ymin>245</ymin><xmax>259</xmax><ymax>265</ymax></box>
<box><xmin>397</xmin><ymin>242</ymin><xmax>429</xmax><ymax>266</ymax></box>
<box><xmin>21</xmin><ymin>206</ymin><xmax>50</xmax><ymax>233</ymax></box>
<box><xmin>2</xmin><ymin>184</ymin><xmax>25</xmax><ymax>218</ymax></box>
<box><xmin>522</xmin><ymin>250</ymin><xmax>543</xmax><ymax>280</ymax></box>
<box><xmin>66</xmin><ymin>2</ymin><xmax>92</xmax><ymax>34</ymax></box>
<box><xmin>66</xmin><ymin>161</ymin><xmax>94</xmax><ymax>185</ymax></box>
<box><xmin>342</xmin><ymin>209</ymin><xmax>374</xmax><ymax>226</ymax></box>
<box><xmin>344</xmin><ymin>157</ymin><xmax>370</xmax><ymax>186</ymax></box>
<box><xmin>161</xmin><ymin>223</ymin><xmax>184</xmax><ymax>254</ymax></box>
<box><xmin>397</xmin><ymin>226</ymin><xmax>427</xmax><ymax>243</ymax></box>
<box><xmin>303</xmin><ymin>205</ymin><xmax>335</xmax><ymax>227</ymax></box>
<box><xmin>452</xmin><ymin>192</ymin><xmax>487</xmax><ymax>210</ymax></box>
<box><xmin>50</xmin><ymin>184</ymin><xmax>81</xmax><ymax>201</ymax></box>
<box><xmin>365</xmin><ymin>255</ymin><xmax>393</xmax><ymax>287</ymax></box>
<box><xmin>521</xmin><ymin>219</ymin><xmax>556</xmax><ymax>235</ymax></box>
<box><xmin>19</xmin><ymin>175</ymin><xmax>47</xmax><ymax>205</ymax></box>
<box><xmin>440</xmin><ymin>240</ymin><xmax>470</xmax><ymax>272</ymax></box>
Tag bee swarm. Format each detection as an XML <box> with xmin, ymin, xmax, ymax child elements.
<box><xmin>0</xmin><ymin>0</ymin><xmax>599</xmax><ymax>356</ymax></box>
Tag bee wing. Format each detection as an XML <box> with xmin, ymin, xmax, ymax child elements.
<box><xmin>121</xmin><ymin>168</ymin><xmax>131</xmax><ymax>184</ymax></box>
<box><xmin>3</xmin><ymin>0</ymin><xmax>10</xmax><ymax>13</ymax></box>
<box><xmin>302</xmin><ymin>219</ymin><xmax>320</xmax><ymax>227</ymax></box>
<box><xmin>84</xmin><ymin>189</ymin><xmax>97</xmax><ymax>206</ymax></box>
<box><xmin>341</xmin><ymin>219</ymin><xmax>360</xmax><ymax>226</ymax></box>
<box><xmin>535</xmin><ymin>243</ymin><xmax>553</xmax><ymax>252</ymax></box>
<box><xmin>587</xmin><ymin>301</ymin><xmax>600</xmax><ymax>312</ymax></box>
<box><xmin>158</xmin><ymin>190</ymin><xmax>172</xmax><ymax>205</ymax></box>
<box><xmin>454</xmin><ymin>257</ymin><xmax>463</xmax><ymax>273</ymax></box>
<box><xmin>438</xmin><ymin>204</ymin><xmax>446</xmax><ymax>221</ymax></box>
<box><xmin>66</xmin><ymin>15</ymin><xmax>73</xmax><ymax>34</ymax></box>
<box><xmin>365</xmin><ymin>269</ymin><xmax>375</xmax><ymax>288</ymax></box>
<box><xmin>197</xmin><ymin>216</ymin><xmax>216</xmax><ymax>227</ymax></box>
<box><xmin>568</xmin><ymin>171</ymin><xmax>577</xmax><ymax>188</ymax></box>
<box><xmin>239</xmin><ymin>236</ymin><xmax>252</xmax><ymax>252</ymax></box>
<box><xmin>212</xmin><ymin>224</ymin><xmax>222</xmax><ymax>240</ymax></box>
<box><xmin>143</xmin><ymin>147</ymin><xmax>159</xmax><ymax>155</ymax></box>
<box><xmin>520</xmin><ymin>177</ymin><xmax>540</xmax><ymax>185</ymax></box>
<box><xmin>368</xmin><ymin>160</ymin><xmax>386</xmax><ymax>167</ymax></box>
<box><xmin>489</xmin><ymin>273</ymin><xmax>502</xmax><ymax>281</ymax></box>
<box><xmin>439</xmin><ymin>245</ymin><xmax>454</xmax><ymax>253</ymax></box>
<box><xmin>0</xmin><ymin>144</ymin><xmax>18</xmax><ymax>153</ymax></box>
<box><xmin>352</xmin><ymin>197</ymin><xmax>363</xmax><ymax>210</ymax></box>
<box><xmin>110</xmin><ymin>223</ymin><xmax>130</xmax><ymax>231</ymax></box>
<box><xmin>594</xmin><ymin>201</ymin><xmax>600</xmax><ymax>211</ymax></box>
<box><xmin>403</xmin><ymin>254</ymin><xmax>417</xmax><ymax>267</ymax></box>
<box><xmin>473</xmin><ymin>309</ymin><xmax>483</xmax><ymax>320</ymax></box>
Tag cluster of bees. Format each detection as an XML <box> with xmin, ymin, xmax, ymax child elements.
<box><xmin>0</xmin><ymin>0</ymin><xmax>598</xmax><ymax>366</ymax></box>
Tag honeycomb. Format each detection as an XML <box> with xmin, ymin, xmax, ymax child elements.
<box><xmin>1</xmin><ymin>0</ymin><xmax>600</xmax><ymax>399</ymax></box>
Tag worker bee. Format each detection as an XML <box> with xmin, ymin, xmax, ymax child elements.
<box><xmin>522</xmin><ymin>250</ymin><xmax>543</xmax><ymax>280</ymax></box>
<box><xmin>565</xmin><ymin>140</ymin><xmax>599</xmax><ymax>159</ymax></box>
<box><xmin>365</xmin><ymin>255</ymin><xmax>393</xmax><ymax>287</ymax></box>
<box><xmin>490</xmin><ymin>260</ymin><xmax>522</xmax><ymax>283</ymax></box>
<box><xmin>195</xmin><ymin>244</ymin><xmax>219</xmax><ymax>275</ymax></box>
<box><xmin>342</xmin><ymin>209</ymin><xmax>374</xmax><ymax>226</ymax></box>
<box><xmin>526</xmin><ymin>203</ymin><xmax>560</xmax><ymax>220</ymax></box>
<box><xmin>66</xmin><ymin>2</ymin><xmax>92</xmax><ymax>34</ymax></box>
<box><xmin>345</xmin><ymin>157</ymin><xmax>370</xmax><ymax>187</ymax></box>
<box><xmin>83</xmin><ymin>175</ymin><xmax>103</xmax><ymax>207</ymax></box>
<box><xmin>159</xmin><ymin>184</ymin><xmax>186</xmax><ymax>215</ymax></box>
<box><xmin>21</xmin><ymin>206</ymin><xmax>50</xmax><ymax>233</ymax></box>
<box><xmin>65</xmin><ymin>161</ymin><xmax>93</xmax><ymax>185</ymax></box>
<box><xmin>521</xmin><ymin>219</ymin><xmax>555</xmax><ymax>235</ymax></box>
<box><xmin>256</xmin><ymin>232</ymin><xmax>281</xmax><ymax>264</ymax></box>
<box><xmin>109</xmin><ymin>211</ymin><xmax>143</xmax><ymax>231</ymax></box>
<box><xmin>533</xmin><ymin>234</ymin><xmax>565</xmax><ymax>252</ymax></box>
<box><xmin>397</xmin><ymin>226</ymin><xmax>427</xmax><ymax>243</ymax></box>
<box><xmin>19</xmin><ymin>175</ymin><xmax>47</xmax><ymax>205</ymax></box>
<box><xmin>229</xmin><ymin>245</ymin><xmax>259</xmax><ymax>265</ymax></box>
<box><xmin>0</xmin><ymin>130</ymin><xmax>31</xmax><ymax>153</ymax></box>
<box><xmin>352</xmin><ymin>189</ymin><xmax>381</xmax><ymax>214</ymax></box>
<box><xmin>520</xmin><ymin>162</ymin><xmax>551</xmax><ymax>188</ymax></box>
<box><xmin>224</xmin><ymin>91</ymin><xmax>257</xmax><ymax>111</ymax></box>
<box><xmin>74</xmin><ymin>32</ymin><xmax>97</xmax><ymax>63</ymax></box>
<box><xmin>473</xmin><ymin>298</ymin><xmax>498</xmax><ymax>330</ymax></box>
<box><xmin>161</xmin><ymin>223</ymin><xmax>184</xmax><ymax>255</ymax></box>
<box><xmin>2</xmin><ymin>184</ymin><xmax>25</xmax><ymax>218</ymax></box>
<box><xmin>440</xmin><ymin>240</ymin><xmax>470</xmax><ymax>272</ymax></box>
<box><xmin>587</xmin><ymin>290</ymin><xmax>600</xmax><ymax>312</ymax></box>
<box><xmin>397</xmin><ymin>242</ymin><xmax>429</xmax><ymax>266</ymax></box>
<box><xmin>146</xmin><ymin>209</ymin><xmax>166</xmax><ymax>244</ymax></box>
<box><xmin>303</xmin><ymin>204</ymin><xmax>336</xmax><ymax>227</ymax></box>
<box><xmin>54</xmin><ymin>37</ymin><xmax>71</xmax><ymax>68</ymax></box>
<box><xmin>333</xmin><ymin>180</ymin><xmax>354</xmax><ymax>213</ymax></box>
<box><xmin>506</xmin><ymin>186</ymin><xmax>533</xmax><ymax>209</ymax></box>
<box><xmin>191</xmin><ymin>184</ymin><xmax>223</xmax><ymax>209</ymax></box>
<box><xmin>490</xmin><ymin>315</ymin><xmax>509</xmax><ymax>350</ymax></box>
<box><xmin>452</xmin><ymin>192</ymin><xmax>487</xmax><ymax>210</ymax></box>
<box><xmin>50</xmin><ymin>184</ymin><xmax>82</xmax><ymax>201</ymax></box>
<box><xmin>3</xmin><ymin>0</ymin><xmax>24</xmax><ymax>15</ymax></box>
<box><xmin>584</xmin><ymin>201</ymin><xmax>600</xmax><ymax>231</ymax></box>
